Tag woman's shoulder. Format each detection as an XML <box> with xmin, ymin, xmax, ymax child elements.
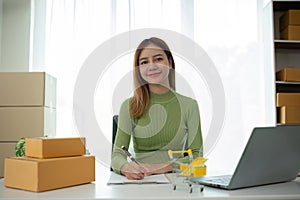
<box><xmin>121</xmin><ymin>97</ymin><xmax>132</xmax><ymax>104</ymax></box>
<box><xmin>174</xmin><ymin>92</ymin><xmax>200</xmax><ymax>115</ymax></box>
<box><xmin>175</xmin><ymin>92</ymin><xmax>197</xmax><ymax>104</ymax></box>
<box><xmin>119</xmin><ymin>97</ymin><xmax>132</xmax><ymax>112</ymax></box>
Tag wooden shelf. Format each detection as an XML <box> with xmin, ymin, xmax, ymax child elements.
<box><xmin>276</xmin><ymin>81</ymin><xmax>300</xmax><ymax>84</ymax></box>
<box><xmin>273</xmin><ymin>1</ymin><xmax>300</xmax><ymax>11</ymax></box>
<box><xmin>274</xmin><ymin>40</ymin><xmax>300</xmax><ymax>49</ymax></box>
<box><xmin>276</xmin><ymin>81</ymin><xmax>300</xmax><ymax>92</ymax></box>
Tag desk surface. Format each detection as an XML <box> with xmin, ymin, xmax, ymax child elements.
<box><xmin>1</xmin><ymin>164</ymin><xmax>300</xmax><ymax>200</ymax></box>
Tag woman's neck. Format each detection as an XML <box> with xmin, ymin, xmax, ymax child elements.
<box><xmin>149</xmin><ymin>84</ymin><xmax>170</xmax><ymax>94</ymax></box>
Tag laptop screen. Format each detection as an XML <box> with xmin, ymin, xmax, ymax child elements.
<box><xmin>192</xmin><ymin>125</ymin><xmax>300</xmax><ymax>190</ymax></box>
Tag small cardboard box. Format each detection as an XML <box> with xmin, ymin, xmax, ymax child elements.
<box><xmin>280</xmin><ymin>10</ymin><xmax>300</xmax><ymax>31</ymax></box>
<box><xmin>278</xmin><ymin>106</ymin><xmax>300</xmax><ymax>124</ymax></box>
<box><xmin>0</xmin><ymin>72</ymin><xmax>56</xmax><ymax>108</ymax></box>
<box><xmin>0</xmin><ymin>142</ymin><xmax>16</xmax><ymax>178</ymax></box>
<box><xmin>276</xmin><ymin>68</ymin><xmax>300</xmax><ymax>82</ymax></box>
<box><xmin>25</xmin><ymin>137</ymin><xmax>86</xmax><ymax>158</ymax></box>
<box><xmin>0</xmin><ymin>107</ymin><xmax>56</xmax><ymax>141</ymax></box>
<box><xmin>280</xmin><ymin>25</ymin><xmax>300</xmax><ymax>40</ymax></box>
<box><xmin>276</xmin><ymin>93</ymin><xmax>300</xmax><ymax>107</ymax></box>
<box><xmin>4</xmin><ymin>156</ymin><xmax>95</xmax><ymax>192</ymax></box>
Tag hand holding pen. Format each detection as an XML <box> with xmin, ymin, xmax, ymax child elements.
<box><xmin>121</xmin><ymin>146</ymin><xmax>140</xmax><ymax>165</ymax></box>
<box><xmin>120</xmin><ymin>146</ymin><xmax>147</xmax><ymax>180</ymax></box>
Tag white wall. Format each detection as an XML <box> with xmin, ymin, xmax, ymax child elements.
<box><xmin>30</xmin><ymin>0</ymin><xmax>46</xmax><ymax>71</ymax></box>
<box><xmin>0</xmin><ymin>0</ymin><xmax>3</xmax><ymax>62</ymax></box>
<box><xmin>0</xmin><ymin>0</ymin><xmax>31</xmax><ymax>72</ymax></box>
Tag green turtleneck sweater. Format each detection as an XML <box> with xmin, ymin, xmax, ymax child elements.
<box><xmin>111</xmin><ymin>90</ymin><xmax>203</xmax><ymax>174</ymax></box>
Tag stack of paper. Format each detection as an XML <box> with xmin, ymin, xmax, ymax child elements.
<box><xmin>107</xmin><ymin>173</ymin><xmax>170</xmax><ymax>185</ymax></box>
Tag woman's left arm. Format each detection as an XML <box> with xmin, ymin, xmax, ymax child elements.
<box><xmin>187</xmin><ymin>100</ymin><xmax>203</xmax><ymax>158</ymax></box>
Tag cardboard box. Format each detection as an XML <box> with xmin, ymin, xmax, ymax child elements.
<box><xmin>280</xmin><ymin>25</ymin><xmax>300</xmax><ymax>40</ymax></box>
<box><xmin>0</xmin><ymin>72</ymin><xmax>56</xmax><ymax>108</ymax></box>
<box><xmin>278</xmin><ymin>106</ymin><xmax>300</xmax><ymax>124</ymax></box>
<box><xmin>276</xmin><ymin>68</ymin><xmax>300</xmax><ymax>82</ymax></box>
<box><xmin>0</xmin><ymin>107</ymin><xmax>56</xmax><ymax>141</ymax></box>
<box><xmin>280</xmin><ymin>10</ymin><xmax>300</xmax><ymax>31</ymax></box>
<box><xmin>276</xmin><ymin>93</ymin><xmax>300</xmax><ymax>107</ymax></box>
<box><xmin>25</xmin><ymin>137</ymin><xmax>86</xmax><ymax>158</ymax></box>
<box><xmin>4</xmin><ymin>156</ymin><xmax>95</xmax><ymax>192</ymax></box>
<box><xmin>0</xmin><ymin>142</ymin><xmax>16</xmax><ymax>178</ymax></box>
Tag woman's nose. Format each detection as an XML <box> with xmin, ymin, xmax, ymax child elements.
<box><xmin>148</xmin><ymin>63</ymin><xmax>158</xmax><ymax>70</ymax></box>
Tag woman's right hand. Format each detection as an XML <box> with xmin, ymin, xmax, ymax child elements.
<box><xmin>120</xmin><ymin>162</ymin><xmax>147</xmax><ymax>180</ymax></box>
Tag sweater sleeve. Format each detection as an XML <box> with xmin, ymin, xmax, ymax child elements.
<box><xmin>111</xmin><ymin>99</ymin><xmax>132</xmax><ymax>174</ymax></box>
<box><xmin>188</xmin><ymin>100</ymin><xmax>203</xmax><ymax>158</ymax></box>
<box><xmin>175</xmin><ymin>99</ymin><xmax>203</xmax><ymax>165</ymax></box>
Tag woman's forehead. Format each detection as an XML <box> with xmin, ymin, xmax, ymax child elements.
<box><xmin>139</xmin><ymin>45</ymin><xmax>166</xmax><ymax>57</ymax></box>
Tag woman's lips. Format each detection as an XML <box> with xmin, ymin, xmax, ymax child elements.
<box><xmin>148</xmin><ymin>71</ymin><xmax>161</xmax><ymax>77</ymax></box>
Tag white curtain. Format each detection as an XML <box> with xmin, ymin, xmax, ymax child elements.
<box><xmin>44</xmin><ymin>0</ymin><xmax>111</xmax><ymax>136</ymax></box>
<box><xmin>41</xmin><ymin>0</ymin><xmax>272</xmax><ymax>175</ymax></box>
<box><xmin>43</xmin><ymin>0</ymin><xmax>194</xmax><ymax>137</ymax></box>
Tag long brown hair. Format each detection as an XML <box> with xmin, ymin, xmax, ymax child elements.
<box><xmin>129</xmin><ymin>37</ymin><xmax>175</xmax><ymax>119</ymax></box>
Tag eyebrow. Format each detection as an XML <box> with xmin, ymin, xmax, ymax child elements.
<box><xmin>139</xmin><ymin>54</ymin><xmax>164</xmax><ymax>61</ymax></box>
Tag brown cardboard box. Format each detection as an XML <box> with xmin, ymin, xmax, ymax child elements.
<box><xmin>278</xmin><ymin>106</ymin><xmax>300</xmax><ymax>124</ymax></box>
<box><xmin>0</xmin><ymin>142</ymin><xmax>16</xmax><ymax>178</ymax></box>
<box><xmin>280</xmin><ymin>25</ymin><xmax>300</xmax><ymax>40</ymax></box>
<box><xmin>276</xmin><ymin>93</ymin><xmax>300</xmax><ymax>107</ymax></box>
<box><xmin>276</xmin><ymin>68</ymin><xmax>300</xmax><ymax>82</ymax></box>
<box><xmin>0</xmin><ymin>107</ymin><xmax>56</xmax><ymax>141</ymax></box>
<box><xmin>280</xmin><ymin>10</ymin><xmax>300</xmax><ymax>31</ymax></box>
<box><xmin>4</xmin><ymin>156</ymin><xmax>95</xmax><ymax>192</ymax></box>
<box><xmin>0</xmin><ymin>72</ymin><xmax>56</xmax><ymax>108</ymax></box>
<box><xmin>25</xmin><ymin>137</ymin><xmax>86</xmax><ymax>158</ymax></box>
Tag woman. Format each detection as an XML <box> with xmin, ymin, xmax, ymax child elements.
<box><xmin>111</xmin><ymin>37</ymin><xmax>203</xmax><ymax>180</ymax></box>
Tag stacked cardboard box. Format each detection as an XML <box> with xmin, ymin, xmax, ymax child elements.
<box><xmin>0</xmin><ymin>143</ymin><xmax>15</xmax><ymax>179</ymax></box>
<box><xmin>280</xmin><ymin>10</ymin><xmax>300</xmax><ymax>40</ymax></box>
<box><xmin>276</xmin><ymin>68</ymin><xmax>300</xmax><ymax>124</ymax></box>
<box><xmin>276</xmin><ymin>68</ymin><xmax>300</xmax><ymax>82</ymax></box>
<box><xmin>4</xmin><ymin>137</ymin><xmax>95</xmax><ymax>192</ymax></box>
<box><xmin>0</xmin><ymin>72</ymin><xmax>56</xmax><ymax>178</ymax></box>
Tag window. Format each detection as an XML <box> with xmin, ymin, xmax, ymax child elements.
<box><xmin>34</xmin><ymin>0</ymin><xmax>273</xmax><ymax>175</ymax></box>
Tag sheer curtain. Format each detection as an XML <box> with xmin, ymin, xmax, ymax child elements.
<box><xmin>44</xmin><ymin>0</ymin><xmax>112</xmax><ymax>136</ymax></box>
<box><xmin>44</xmin><ymin>0</ymin><xmax>193</xmax><ymax>134</ymax></box>
<box><xmin>43</xmin><ymin>0</ymin><xmax>196</xmax><ymax>152</ymax></box>
<box><xmin>193</xmin><ymin>0</ymin><xmax>273</xmax><ymax>174</ymax></box>
<box><xmin>41</xmin><ymin>0</ymin><xmax>271</xmax><ymax>174</ymax></box>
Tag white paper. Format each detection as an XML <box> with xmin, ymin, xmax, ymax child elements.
<box><xmin>107</xmin><ymin>172</ymin><xmax>170</xmax><ymax>185</ymax></box>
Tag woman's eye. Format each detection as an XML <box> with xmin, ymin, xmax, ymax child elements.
<box><xmin>155</xmin><ymin>57</ymin><xmax>163</xmax><ymax>62</ymax></box>
<box><xmin>140</xmin><ymin>61</ymin><xmax>147</xmax><ymax>65</ymax></box>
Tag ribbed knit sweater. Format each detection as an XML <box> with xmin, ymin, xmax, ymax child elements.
<box><xmin>111</xmin><ymin>90</ymin><xmax>203</xmax><ymax>174</ymax></box>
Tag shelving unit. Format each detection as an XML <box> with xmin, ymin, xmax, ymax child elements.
<box><xmin>273</xmin><ymin>1</ymin><xmax>300</xmax><ymax>71</ymax></box>
<box><xmin>272</xmin><ymin>0</ymin><xmax>300</xmax><ymax>124</ymax></box>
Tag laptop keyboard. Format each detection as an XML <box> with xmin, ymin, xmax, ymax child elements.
<box><xmin>206</xmin><ymin>175</ymin><xmax>232</xmax><ymax>185</ymax></box>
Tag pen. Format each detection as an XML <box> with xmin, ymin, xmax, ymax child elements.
<box><xmin>121</xmin><ymin>145</ymin><xmax>140</xmax><ymax>165</ymax></box>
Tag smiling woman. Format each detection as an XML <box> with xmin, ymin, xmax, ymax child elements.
<box><xmin>138</xmin><ymin>45</ymin><xmax>171</xmax><ymax>93</ymax></box>
<box><xmin>111</xmin><ymin>37</ymin><xmax>203</xmax><ymax>180</ymax></box>
<box><xmin>130</xmin><ymin>38</ymin><xmax>176</xmax><ymax>118</ymax></box>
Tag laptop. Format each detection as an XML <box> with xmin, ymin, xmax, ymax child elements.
<box><xmin>191</xmin><ymin>125</ymin><xmax>300</xmax><ymax>190</ymax></box>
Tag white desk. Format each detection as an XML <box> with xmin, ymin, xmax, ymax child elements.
<box><xmin>1</xmin><ymin>164</ymin><xmax>300</xmax><ymax>200</ymax></box>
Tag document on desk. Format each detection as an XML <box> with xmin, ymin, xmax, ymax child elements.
<box><xmin>107</xmin><ymin>172</ymin><xmax>171</xmax><ymax>185</ymax></box>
